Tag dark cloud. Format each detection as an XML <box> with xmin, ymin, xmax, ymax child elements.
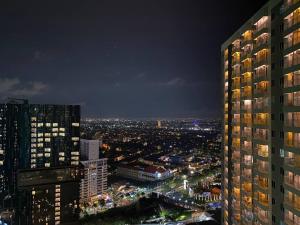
<box><xmin>0</xmin><ymin>78</ymin><xmax>48</xmax><ymax>99</ymax></box>
<box><xmin>0</xmin><ymin>0</ymin><xmax>268</xmax><ymax>118</ymax></box>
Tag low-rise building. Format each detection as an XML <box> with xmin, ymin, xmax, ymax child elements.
<box><xmin>116</xmin><ymin>163</ymin><xmax>172</xmax><ymax>182</ymax></box>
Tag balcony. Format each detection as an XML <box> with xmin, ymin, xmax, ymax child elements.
<box><xmin>284</xmin><ymin>50</ymin><xmax>300</xmax><ymax>70</ymax></box>
<box><xmin>285</xmin><ymin>113</ymin><xmax>300</xmax><ymax>127</ymax></box>
<box><xmin>232</xmin><ymin>106</ymin><xmax>240</xmax><ymax>113</ymax></box>
<box><xmin>242</xmin><ymin>182</ymin><xmax>252</xmax><ymax>193</ymax></box>
<box><xmin>232</xmin><ymin>66</ymin><xmax>241</xmax><ymax>77</ymax></box>
<box><xmin>285</xmin><ymin>172</ymin><xmax>300</xmax><ymax>190</ymax></box>
<box><xmin>254</xmin><ymin>118</ymin><xmax>269</xmax><ymax>126</ymax></box>
<box><xmin>254</xmin><ymin>129</ymin><xmax>268</xmax><ymax>141</ymax></box>
<box><xmin>284</xmin><ymin>11</ymin><xmax>300</xmax><ymax>32</ymax></box>
<box><xmin>257</xmin><ymin>161</ymin><xmax>269</xmax><ymax>174</ymax></box>
<box><xmin>242</xmin><ymin>197</ymin><xmax>252</xmax><ymax>210</ymax></box>
<box><xmin>284</xmin><ymin>71</ymin><xmax>300</xmax><ymax>88</ymax></box>
<box><xmin>253</xmin><ymin>57</ymin><xmax>269</xmax><ymax>69</ymax></box>
<box><xmin>232</xmin><ymin>88</ymin><xmax>240</xmax><ymax>99</ymax></box>
<box><xmin>242</xmin><ymin>119</ymin><xmax>252</xmax><ymax>127</ymax></box>
<box><xmin>256</xmin><ymin>177</ymin><xmax>268</xmax><ymax>190</ymax></box>
<box><xmin>241</xmin><ymin>74</ymin><xmax>252</xmax><ymax>86</ymax></box>
<box><xmin>232</xmin><ymin>118</ymin><xmax>241</xmax><ymax>125</ymax></box>
<box><xmin>253</xmin><ymin>35</ymin><xmax>269</xmax><ymax>53</ymax></box>
<box><xmin>241</xmin><ymin>66</ymin><xmax>252</xmax><ymax>74</ymax></box>
<box><xmin>285</xmin><ymin>154</ymin><xmax>300</xmax><ymax>169</ymax></box>
<box><xmin>232</xmin><ymin>151</ymin><xmax>241</xmax><ymax>161</ymax></box>
<box><xmin>285</xmin><ymin>132</ymin><xmax>300</xmax><ymax>148</ymax></box>
<box><xmin>253</xmin><ymin>87</ymin><xmax>268</xmax><ymax>96</ymax></box>
<box><xmin>256</xmin><ymin>210</ymin><xmax>269</xmax><ymax>224</ymax></box>
<box><xmin>241</xmin><ymin>103</ymin><xmax>252</xmax><ymax>112</ymax></box>
<box><xmin>285</xmin><ymin>192</ymin><xmax>300</xmax><ymax>212</ymax></box>
<box><xmin>241</xmin><ymin>129</ymin><xmax>252</xmax><ymax>139</ymax></box>
<box><xmin>232</xmin><ymin>82</ymin><xmax>240</xmax><ymax>90</ymax></box>
<box><xmin>242</xmin><ymin>170</ymin><xmax>252</xmax><ymax>180</ymax></box>
<box><xmin>257</xmin><ymin>192</ymin><xmax>269</xmax><ymax>207</ymax></box>
<box><xmin>233</xmin><ymin>176</ymin><xmax>241</xmax><ymax>186</ymax></box>
<box><xmin>243</xmin><ymin>159</ymin><xmax>252</xmax><ymax>167</ymax></box>
<box><xmin>241</xmin><ymin>52</ymin><xmax>252</xmax><ymax>62</ymax></box>
<box><xmin>256</xmin><ymin>144</ymin><xmax>269</xmax><ymax>158</ymax></box>
<box><xmin>253</xmin><ymin>17</ymin><xmax>269</xmax><ymax>38</ymax></box>
<box><xmin>254</xmin><ymin>67</ymin><xmax>268</xmax><ymax>82</ymax></box>
<box><xmin>232</xmin><ymin>45</ymin><xmax>241</xmax><ymax>54</ymax></box>
<box><xmin>241</xmin><ymin>90</ymin><xmax>252</xmax><ymax>99</ymax></box>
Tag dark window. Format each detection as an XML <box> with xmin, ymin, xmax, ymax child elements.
<box><xmin>280</xmin><ymin>42</ymin><xmax>284</xmax><ymax>50</ymax></box>
<box><xmin>280</xmin><ymin>113</ymin><xmax>284</xmax><ymax>121</ymax></box>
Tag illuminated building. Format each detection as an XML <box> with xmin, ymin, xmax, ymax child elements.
<box><xmin>80</xmin><ymin>139</ymin><xmax>107</xmax><ymax>204</ymax></box>
<box><xmin>222</xmin><ymin>0</ymin><xmax>300</xmax><ymax>224</ymax></box>
<box><xmin>0</xmin><ymin>99</ymin><xmax>81</xmax><ymax>225</ymax></box>
<box><xmin>157</xmin><ymin>120</ymin><xmax>161</xmax><ymax>128</ymax></box>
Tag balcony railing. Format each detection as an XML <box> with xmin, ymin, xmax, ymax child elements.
<box><xmin>254</xmin><ymin>22</ymin><xmax>268</xmax><ymax>37</ymax></box>
<box><xmin>254</xmin><ymin>131</ymin><xmax>268</xmax><ymax>141</ymax></box>
<box><xmin>253</xmin><ymin>58</ymin><xmax>269</xmax><ymax>68</ymax></box>
<box><xmin>254</xmin><ymin>38</ymin><xmax>269</xmax><ymax>51</ymax></box>
<box><xmin>284</xmin><ymin>195</ymin><xmax>300</xmax><ymax>211</ymax></box>
<box><xmin>284</xmin><ymin>14</ymin><xmax>300</xmax><ymax>31</ymax></box>
<box><xmin>285</xmin><ymin>175</ymin><xmax>300</xmax><ymax>190</ymax></box>
<box><xmin>284</xmin><ymin>52</ymin><xmax>300</xmax><ymax>69</ymax></box>
<box><xmin>254</xmin><ymin>118</ymin><xmax>268</xmax><ymax>126</ymax></box>
<box><xmin>284</xmin><ymin>73</ymin><xmax>300</xmax><ymax>88</ymax></box>
<box><xmin>285</xmin><ymin>118</ymin><xmax>300</xmax><ymax>127</ymax></box>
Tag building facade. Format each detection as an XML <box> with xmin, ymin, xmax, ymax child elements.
<box><xmin>0</xmin><ymin>99</ymin><xmax>81</xmax><ymax>225</ymax></box>
<box><xmin>222</xmin><ymin>0</ymin><xmax>300</xmax><ymax>224</ymax></box>
<box><xmin>80</xmin><ymin>139</ymin><xmax>107</xmax><ymax>204</ymax></box>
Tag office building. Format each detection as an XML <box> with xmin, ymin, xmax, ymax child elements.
<box><xmin>0</xmin><ymin>99</ymin><xmax>81</xmax><ymax>225</ymax></box>
<box><xmin>80</xmin><ymin>139</ymin><xmax>107</xmax><ymax>204</ymax></box>
<box><xmin>222</xmin><ymin>0</ymin><xmax>300</xmax><ymax>224</ymax></box>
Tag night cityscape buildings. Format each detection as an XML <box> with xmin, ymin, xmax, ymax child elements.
<box><xmin>80</xmin><ymin>139</ymin><xmax>107</xmax><ymax>204</ymax></box>
<box><xmin>0</xmin><ymin>99</ymin><xmax>81</xmax><ymax>225</ymax></box>
<box><xmin>222</xmin><ymin>0</ymin><xmax>300</xmax><ymax>224</ymax></box>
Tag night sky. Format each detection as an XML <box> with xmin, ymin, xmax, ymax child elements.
<box><xmin>0</xmin><ymin>0</ymin><xmax>268</xmax><ymax>118</ymax></box>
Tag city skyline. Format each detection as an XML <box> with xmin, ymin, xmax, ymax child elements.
<box><xmin>0</xmin><ymin>0</ymin><xmax>267</xmax><ymax>118</ymax></box>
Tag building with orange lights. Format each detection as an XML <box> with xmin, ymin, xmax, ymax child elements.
<box><xmin>222</xmin><ymin>0</ymin><xmax>300</xmax><ymax>224</ymax></box>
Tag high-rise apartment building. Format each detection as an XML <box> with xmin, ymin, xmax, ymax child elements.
<box><xmin>80</xmin><ymin>139</ymin><xmax>107</xmax><ymax>204</ymax></box>
<box><xmin>0</xmin><ymin>99</ymin><xmax>81</xmax><ymax>225</ymax></box>
<box><xmin>222</xmin><ymin>0</ymin><xmax>300</xmax><ymax>224</ymax></box>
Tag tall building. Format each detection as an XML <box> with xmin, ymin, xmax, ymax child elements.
<box><xmin>80</xmin><ymin>139</ymin><xmax>107</xmax><ymax>204</ymax></box>
<box><xmin>222</xmin><ymin>0</ymin><xmax>300</xmax><ymax>224</ymax></box>
<box><xmin>0</xmin><ymin>99</ymin><xmax>81</xmax><ymax>225</ymax></box>
<box><xmin>157</xmin><ymin>120</ymin><xmax>162</xmax><ymax>128</ymax></box>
